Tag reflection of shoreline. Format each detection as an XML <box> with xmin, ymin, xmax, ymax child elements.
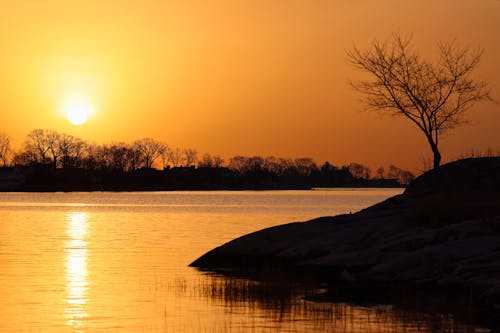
<box><xmin>65</xmin><ymin>212</ymin><xmax>89</xmax><ymax>331</ymax></box>
<box><xmin>189</xmin><ymin>275</ymin><xmax>469</xmax><ymax>332</ymax></box>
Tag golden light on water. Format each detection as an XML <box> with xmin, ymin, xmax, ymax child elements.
<box><xmin>0</xmin><ymin>191</ymin><xmax>484</xmax><ymax>332</ymax></box>
<box><xmin>65</xmin><ymin>212</ymin><xmax>89</xmax><ymax>331</ymax></box>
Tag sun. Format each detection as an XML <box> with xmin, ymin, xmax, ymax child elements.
<box><xmin>65</xmin><ymin>96</ymin><xmax>92</xmax><ymax>125</ymax></box>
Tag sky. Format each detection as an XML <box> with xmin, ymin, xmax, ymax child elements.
<box><xmin>0</xmin><ymin>0</ymin><xmax>499</xmax><ymax>170</ymax></box>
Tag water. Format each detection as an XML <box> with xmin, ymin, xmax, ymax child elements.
<box><xmin>0</xmin><ymin>189</ymin><xmax>485</xmax><ymax>332</ymax></box>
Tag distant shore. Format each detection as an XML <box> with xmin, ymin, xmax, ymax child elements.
<box><xmin>190</xmin><ymin>157</ymin><xmax>500</xmax><ymax>331</ymax></box>
<box><xmin>0</xmin><ymin>164</ymin><xmax>404</xmax><ymax>192</ymax></box>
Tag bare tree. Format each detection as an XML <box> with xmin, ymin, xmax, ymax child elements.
<box><xmin>199</xmin><ymin>153</ymin><xmax>223</xmax><ymax>168</ymax></box>
<box><xmin>263</xmin><ymin>156</ymin><xmax>282</xmax><ymax>176</ymax></box>
<box><xmin>229</xmin><ymin>156</ymin><xmax>265</xmax><ymax>173</ymax></box>
<box><xmin>159</xmin><ymin>145</ymin><xmax>170</xmax><ymax>169</ymax></box>
<box><xmin>347</xmin><ymin>34</ymin><xmax>492</xmax><ymax>170</ymax></box>
<box><xmin>168</xmin><ymin>147</ymin><xmax>185</xmax><ymax>167</ymax></box>
<box><xmin>126</xmin><ymin>145</ymin><xmax>142</xmax><ymax>171</ymax></box>
<box><xmin>294</xmin><ymin>157</ymin><xmax>318</xmax><ymax>176</ymax></box>
<box><xmin>133</xmin><ymin>138</ymin><xmax>166</xmax><ymax>169</ymax></box>
<box><xmin>199</xmin><ymin>153</ymin><xmax>214</xmax><ymax>167</ymax></box>
<box><xmin>376</xmin><ymin>167</ymin><xmax>385</xmax><ymax>179</ymax></box>
<box><xmin>247</xmin><ymin>156</ymin><xmax>264</xmax><ymax>172</ymax></box>
<box><xmin>212</xmin><ymin>155</ymin><xmax>224</xmax><ymax>168</ymax></box>
<box><xmin>81</xmin><ymin>143</ymin><xmax>102</xmax><ymax>170</ymax></box>
<box><xmin>45</xmin><ymin>130</ymin><xmax>61</xmax><ymax>167</ymax></box>
<box><xmin>106</xmin><ymin>144</ymin><xmax>125</xmax><ymax>171</ymax></box>
<box><xmin>58</xmin><ymin>133</ymin><xmax>86</xmax><ymax>168</ymax></box>
<box><xmin>23</xmin><ymin>129</ymin><xmax>53</xmax><ymax>164</ymax></box>
<box><xmin>387</xmin><ymin>165</ymin><xmax>401</xmax><ymax>179</ymax></box>
<box><xmin>348</xmin><ymin>162</ymin><xmax>371</xmax><ymax>179</ymax></box>
<box><xmin>387</xmin><ymin>164</ymin><xmax>415</xmax><ymax>184</ymax></box>
<box><xmin>228</xmin><ymin>156</ymin><xmax>247</xmax><ymax>173</ymax></box>
<box><xmin>183</xmin><ymin>148</ymin><xmax>198</xmax><ymax>167</ymax></box>
<box><xmin>90</xmin><ymin>144</ymin><xmax>110</xmax><ymax>170</ymax></box>
<box><xmin>399</xmin><ymin>170</ymin><xmax>415</xmax><ymax>185</ymax></box>
<box><xmin>12</xmin><ymin>151</ymin><xmax>36</xmax><ymax>166</ymax></box>
<box><xmin>278</xmin><ymin>158</ymin><xmax>295</xmax><ymax>176</ymax></box>
<box><xmin>0</xmin><ymin>132</ymin><xmax>11</xmax><ymax>166</ymax></box>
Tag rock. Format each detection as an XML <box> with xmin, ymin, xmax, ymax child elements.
<box><xmin>340</xmin><ymin>269</ymin><xmax>357</xmax><ymax>284</ymax></box>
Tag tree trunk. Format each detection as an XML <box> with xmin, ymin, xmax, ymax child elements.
<box><xmin>426</xmin><ymin>135</ymin><xmax>441</xmax><ymax>170</ymax></box>
<box><xmin>432</xmin><ymin>146</ymin><xmax>441</xmax><ymax>170</ymax></box>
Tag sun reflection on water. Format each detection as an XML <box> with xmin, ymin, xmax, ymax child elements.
<box><xmin>65</xmin><ymin>212</ymin><xmax>89</xmax><ymax>331</ymax></box>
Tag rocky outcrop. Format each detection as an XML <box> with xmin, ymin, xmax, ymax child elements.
<box><xmin>190</xmin><ymin>157</ymin><xmax>500</xmax><ymax>329</ymax></box>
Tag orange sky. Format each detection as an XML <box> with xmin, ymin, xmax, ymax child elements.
<box><xmin>1</xmin><ymin>0</ymin><xmax>499</xmax><ymax>170</ymax></box>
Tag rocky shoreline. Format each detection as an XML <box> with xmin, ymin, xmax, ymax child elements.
<box><xmin>190</xmin><ymin>157</ymin><xmax>500</xmax><ymax>331</ymax></box>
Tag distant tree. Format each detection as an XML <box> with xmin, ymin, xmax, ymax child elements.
<box><xmin>376</xmin><ymin>167</ymin><xmax>385</xmax><ymax>179</ymax></box>
<box><xmin>0</xmin><ymin>132</ymin><xmax>12</xmax><ymax>166</ymax></box>
<box><xmin>159</xmin><ymin>146</ymin><xmax>171</xmax><ymax>169</ymax></box>
<box><xmin>212</xmin><ymin>155</ymin><xmax>224</xmax><ymax>168</ymax></box>
<box><xmin>294</xmin><ymin>157</ymin><xmax>318</xmax><ymax>176</ymax></box>
<box><xmin>58</xmin><ymin>133</ymin><xmax>86</xmax><ymax>168</ymax></box>
<box><xmin>92</xmin><ymin>145</ymin><xmax>111</xmax><ymax>170</ymax></box>
<box><xmin>387</xmin><ymin>165</ymin><xmax>401</xmax><ymax>179</ymax></box>
<box><xmin>398</xmin><ymin>170</ymin><xmax>415</xmax><ymax>185</ymax></box>
<box><xmin>247</xmin><ymin>156</ymin><xmax>264</xmax><ymax>172</ymax></box>
<box><xmin>183</xmin><ymin>148</ymin><xmax>198</xmax><ymax>167</ymax></box>
<box><xmin>168</xmin><ymin>147</ymin><xmax>184</xmax><ymax>167</ymax></box>
<box><xmin>23</xmin><ymin>129</ymin><xmax>53</xmax><ymax>165</ymax></box>
<box><xmin>348</xmin><ymin>33</ymin><xmax>492</xmax><ymax>170</ymax></box>
<box><xmin>279</xmin><ymin>158</ymin><xmax>295</xmax><ymax>176</ymax></box>
<box><xmin>387</xmin><ymin>164</ymin><xmax>415</xmax><ymax>185</ymax></box>
<box><xmin>45</xmin><ymin>130</ymin><xmax>61</xmax><ymax>167</ymax></box>
<box><xmin>263</xmin><ymin>156</ymin><xmax>282</xmax><ymax>176</ymax></box>
<box><xmin>126</xmin><ymin>145</ymin><xmax>143</xmax><ymax>171</ymax></box>
<box><xmin>228</xmin><ymin>156</ymin><xmax>265</xmax><ymax>173</ymax></box>
<box><xmin>107</xmin><ymin>143</ymin><xmax>130</xmax><ymax>172</ymax></box>
<box><xmin>348</xmin><ymin>162</ymin><xmax>371</xmax><ymax>179</ymax></box>
<box><xmin>228</xmin><ymin>156</ymin><xmax>247</xmax><ymax>173</ymax></box>
<box><xmin>320</xmin><ymin>161</ymin><xmax>337</xmax><ymax>173</ymax></box>
<box><xmin>81</xmin><ymin>143</ymin><xmax>101</xmax><ymax>170</ymax></box>
<box><xmin>199</xmin><ymin>153</ymin><xmax>213</xmax><ymax>167</ymax></box>
<box><xmin>133</xmin><ymin>138</ymin><xmax>166</xmax><ymax>169</ymax></box>
<box><xmin>12</xmin><ymin>151</ymin><xmax>36</xmax><ymax>166</ymax></box>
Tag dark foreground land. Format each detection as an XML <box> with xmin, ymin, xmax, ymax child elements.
<box><xmin>191</xmin><ymin>157</ymin><xmax>500</xmax><ymax>331</ymax></box>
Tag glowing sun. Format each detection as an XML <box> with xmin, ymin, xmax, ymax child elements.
<box><xmin>65</xmin><ymin>97</ymin><xmax>91</xmax><ymax>125</ymax></box>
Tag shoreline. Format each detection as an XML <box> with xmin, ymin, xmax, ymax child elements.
<box><xmin>0</xmin><ymin>185</ymin><xmax>404</xmax><ymax>193</ymax></box>
<box><xmin>0</xmin><ymin>164</ymin><xmax>406</xmax><ymax>192</ymax></box>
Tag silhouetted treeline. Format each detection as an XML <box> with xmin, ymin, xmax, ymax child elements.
<box><xmin>0</xmin><ymin>129</ymin><xmax>413</xmax><ymax>191</ymax></box>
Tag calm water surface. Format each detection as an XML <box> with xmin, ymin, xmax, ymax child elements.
<box><xmin>0</xmin><ymin>190</ymin><xmax>485</xmax><ymax>332</ymax></box>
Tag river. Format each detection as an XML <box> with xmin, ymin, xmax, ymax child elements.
<box><xmin>0</xmin><ymin>190</ymin><xmax>484</xmax><ymax>332</ymax></box>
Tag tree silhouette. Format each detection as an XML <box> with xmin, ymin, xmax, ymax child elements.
<box><xmin>347</xmin><ymin>34</ymin><xmax>492</xmax><ymax>170</ymax></box>
<box><xmin>183</xmin><ymin>148</ymin><xmax>198</xmax><ymax>167</ymax></box>
<box><xmin>133</xmin><ymin>138</ymin><xmax>166</xmax><ymax>169</ymax></box>
<box><xmin>107</xmin><ymin>143</ymin><xmax>131</xmax><ymax>172</ymax></box>
<box><xmin>23</xmin><ymin>129</ymin><xmax>53</xmax><ymax>164</ymax></box>
<box><xmin>168</xmin><ymin>147</ymin><xmax>184</xmax><ymax>167</ymax></box>
<box><xmin>348</xmin><ymin>162</ymin><xmax>371</xmax><ymax>179</ymax></box>
<box><xmin>45</xmin><ymin>130</ymin><xmax>61</xmax><ymax>167</ymax></box>
<box><xmin>376</xmin><ymin>167</ymin><xmax>385</xmax><ymax>179</ymax></box>
<box><xmin>294</xmin><ymin>158</ymin><xmax>318</xmax><ymax>176</ymax></box>
<box><xmin>198</xmin><ymin>153</ymin><xmax>220</xmax><ymax>168</ymax></box>
<box><xmin>58</xmin><ymin>133</ymin><xmax>86</xmax><ymax>168</ymax></box>
<box><xmin>0</xmin><ymin>132</ymin><xmax>11</xmax><ymax>166</ymax></box>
